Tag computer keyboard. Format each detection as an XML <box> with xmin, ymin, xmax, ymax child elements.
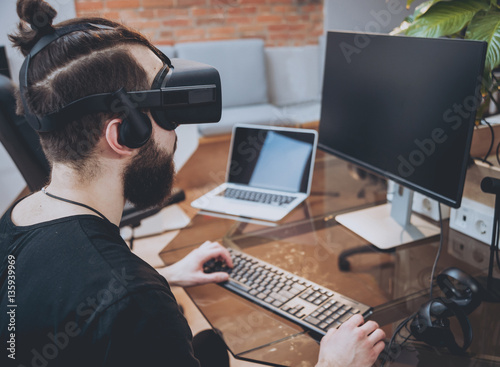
<box><xmin>220</xmin><ymin>188</ymin><xmax>296</xmax><ymax>206</ymax></box>
<box><xmin>204</xmin><ymin>248</ymin><xmax>373</xmax><ymax>336</ymax></box>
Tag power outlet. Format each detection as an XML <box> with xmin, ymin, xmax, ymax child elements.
<box><xmin>450</xmin><ymin>197</ymin><xmax>494</xmax><ymax>245</ymax></box>
<box><xmin>412</xmin><ymin>192</ymin><xmax>451</xmax><ymax>221</ymax></box>
<box><xmin>447</xmin><ymin>228</ymin><xmax>491</xmax><ymax>269</ymax></box>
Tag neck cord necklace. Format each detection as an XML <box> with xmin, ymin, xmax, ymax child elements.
<box><xmin>41</xmin><ymin>187</ymin><xmax>108</xmax><ymax>222</ymax></box>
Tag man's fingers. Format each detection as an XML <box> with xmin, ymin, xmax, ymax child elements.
<box><xmin>367</xmin><ymin>328</ymin><xmax>386</xmax><ymax>345</ymax></box>
<box><xmin>201</xmin><ymin>271</ymin><xmax>230</xmax><ymax>284</ymax></box>
<box><xmin>373</xmin><ymin>339</ymin><xmax>386</xmax><ymax>356</ymax></box>
<box><xmin>199</xmin><ymin>246</ymin><xmax>234</xmax><ymax>268</ymax></box>
<box><xmin>359</xmin><ymin>320</ymin><xmax>379</xmax><ymax>336</ymax></box>
<box><xmin>321</xmin><ymin>324</ymin><xmax>338</xmax><ymax>344</ymax></box>
<box><xmin>199</xmin><ymin>240</ymin><xmax>221</xmax><ymax>250</ymax></box>
<box><xmin>341</xmin><ymin>314</ymin><xmax>364</xmax><ymax>329</ymax></box>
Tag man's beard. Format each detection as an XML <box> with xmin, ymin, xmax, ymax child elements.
<box><xmin>123</xmin><ymin>137</ymin><xmax>176</xmax><ymax>210</ymax></box>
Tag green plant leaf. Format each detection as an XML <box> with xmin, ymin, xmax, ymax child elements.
<box><xmin>390</xmin><ymin>21</ymin><xmax>411</xmax><ymax>35</ymax></box>
<box><xmin>391</xmin><ymin>0</ymin><xmax>442</xmax><ymax>34</ymax></box>
<box><xmin>410</xmin><ymin>0</ymin><xmax>443</xmax><ymax>22</ymax></box>
<box><xmin>466</xmin><ymin>9</ymin><xmax>500</xmax><ymax>75</ymax></box>
<box><xmin>405</xmin><ymin>0</ymin><xmax>490</xmax><ymax>38</ymax></box>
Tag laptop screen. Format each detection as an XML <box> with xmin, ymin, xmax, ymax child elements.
<box><xmin>228</xmin><ymin>126</ymin><xmax>317</xmax><ymax>193</ymax></box>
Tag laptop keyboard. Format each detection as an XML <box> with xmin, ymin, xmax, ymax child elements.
<box><xmin>205</xmin><ymin>248</ymin><xmax>373</xmax><ymax>336</ymax></box>
<box><xmin>220</xmin><ymin>188</ymin><xmax>296</xmax><ymax>206</ymax></box>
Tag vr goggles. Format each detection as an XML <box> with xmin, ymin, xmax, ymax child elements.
<box><xmin>19</xmin><ymin>23</ymin><xmax>222</xmax><ymax>146</ymax></box>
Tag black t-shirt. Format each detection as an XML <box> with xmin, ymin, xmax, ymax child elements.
<box><xmin>0</xmin><ymin>202</ymin><xmax>200</xmax><ymax>367</ymax></box>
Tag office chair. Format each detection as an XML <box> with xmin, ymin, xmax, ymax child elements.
<box><xmin>0</xmin><ymin>74</ymin><xmax>184</xmax><ymax>227</ymax></box>
<box><xmin>0</xmin><ymin>74</ymin><xmax>50</xmax><ymax>192</ymax></box>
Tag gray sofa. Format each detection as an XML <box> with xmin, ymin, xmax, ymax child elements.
<box><xmin>156</xmin><ymin>38</ymin><xmax>324</xmax><ymax>136</ymax></box>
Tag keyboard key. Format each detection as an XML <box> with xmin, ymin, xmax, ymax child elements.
<box><xmin>221</xmin><ymin>188</ymin><xmax>298</xmax><ymax>207</ymax></box>
<box><xmin>270</xmin><ymin>292</ymin><xmax>289</xmax><ymax>303</ymax></box>
<box><xmin>305</xmin><ymin>316</ymin><xmax>321</xmax><ymax>325</ymax></box>
<box><xmin>292</xmin><ymin>283</ymin><xmax>307</xmax><ymax>292</ymax></box>
<box><xmin>313</xmin><ymin>298</ymin><xmax>323</xmax><ymax>305</ymax></box>
<box><xmin>307</xmin><ymin>295</ymin><xmax>317</xmax><ymax>303</ymax></box>
<box><xmin>338</xmin><ymin>313</ymin><xmax>354</xmax><ymax>323</ymax></box>
<box><xmin>228</xmin><ymin>280</ymin><xmax>251</xmax><ymax>292</ymax></box>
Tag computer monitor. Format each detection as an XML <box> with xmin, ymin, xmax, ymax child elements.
<box><xmin>318</xmin><ymin>31</ymin><xmax>486</xmax><ymax>249</ymax></box>
<box><xmin>0</xmin><ymin>46</ymin><xmax>11</xmax><ymax>79</ymax></box>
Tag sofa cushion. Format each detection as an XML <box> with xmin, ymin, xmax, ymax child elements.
<box><xmin>174</xmin><ymin>39</ymin><xmax>268</xmax><ymax>108</ymax></box>
<box><xmin>318</xmin><ymin>34</ymin><xmax>326</xmax><ymax>94</ymax></box>
<box><xmin>265</xmin><ymin>45</ymin><xmax>321</xmax><ymax>107</ymax></box>
<box><xmin>278</xmin><ymin>101</ymin><xmax>322</xmax><ymax>124</ymax></box>
<box><xmin>173</xmin><ymin>123</ymin><xmax>199</xmax><ymax>170</ymax></box>
<box><xmin>198</xmin><ymin>103</ymin><xmax>284</xmax><ymax>136</ymax></box>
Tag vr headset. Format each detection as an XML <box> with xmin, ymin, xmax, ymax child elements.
<box><xmin>19</xmin><ymin>23</ymin><xmax>222</xmax><ymax>148</ymax></box>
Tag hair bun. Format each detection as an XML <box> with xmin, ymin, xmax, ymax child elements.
<box><xmin>17</xmin><ymin>0</ymin><xmax>57</xmax><ymax>34</ymax></box>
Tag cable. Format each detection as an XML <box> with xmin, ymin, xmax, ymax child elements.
<box><xmin>379</xmin><ymin>204</ymin><xmax>445</xmax><ymax>366</ymax></box>
<box><xmin>487</xmin><ymin>89</ymin><xmax>500</xmax><ymax>113</ymax></box>
<box><xmin>479</xmin><ymin>118</ymin><xmax>495</xmax><ymax>163</ymax></box>
<box><xmin>41</xmin><ymin>186</ymin><xmax>109</xmax><ymax>221</ymax></box>
<box><xmin>497</xmin><ymin>141</ymin><xmax>500</xmax><ymax>166</ymax></box>
<box><xmin>495</xmin><ymin>198</ymin><xmax>500</xmax><ymax>271</ymax></box>
<box><xmin>489</xmin><ymin>81</ymin><xmax>500</xmax><ymax>166</ymax></box>
<box><xmin>429</xmin><ymin>203</ymin><xmax>444</xmax><ymax>300</ymax></box>
<box><xmin>488</xmin><ymin>194</ymin><xmax>499</xmax><ymax>289</ymax></box>
<box><xmin>496</xmin><ymin>218</ymin><xmax>500</xmax><ymax>271</ymax></box>
<box><xmin>378</xmin><ymin>312</ymin><xmax>417</xmax><ymax>367</ymax></box>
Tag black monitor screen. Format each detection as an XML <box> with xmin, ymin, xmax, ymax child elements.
<box><xmin>0</xmin><ymin>46</ymin><xmax>10</xmax><ymax>79</ymax></box>
<box><xmin>318</xmin><ymin>31</ymin><xmax>486</xmax><ymax>208</ymax></box>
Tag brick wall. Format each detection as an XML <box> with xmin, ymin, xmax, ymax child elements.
<box><xmin>74</xmin><ymin>0</ymin><xmax>324</xmax><ymax>47</ymax></box>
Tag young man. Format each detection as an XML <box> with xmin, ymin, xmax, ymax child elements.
<box><xmin>0</xmin><ymin>1</ymin><xmax>386</xmax><ymax>366</ymax></box>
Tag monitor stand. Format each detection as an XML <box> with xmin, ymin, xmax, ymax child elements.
<box><xmin>336</xmin><ymin>184</ymin><xmax>441</xmax><ymax>249</ymax></box>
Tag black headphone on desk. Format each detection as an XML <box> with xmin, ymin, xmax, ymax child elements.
<box><xmin>409</xmin><ymin>267</ymin><xmax>484</xmax><ymax>354</ymax></box>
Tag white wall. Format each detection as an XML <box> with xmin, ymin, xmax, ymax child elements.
<box><xmin>0</xmin><ymin>0</ymin><xmax>75</xmax><ymax>214</ymax></box>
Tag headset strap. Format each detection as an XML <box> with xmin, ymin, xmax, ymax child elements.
<box><xmin>38</xmin><ymin>85</ymin><xmax>217</xmax><ymax>131</ymax></box>
<box><xmin>19</xmin><ymin>23</ymin><xmax>115</xmax><ymax>130</ymax></box>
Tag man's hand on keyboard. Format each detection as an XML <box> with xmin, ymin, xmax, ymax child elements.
<box><xmin>315</xmin><ymin>314</ymin><xmax>386</xmax><ymax>367</ymax></box>
<box><xmin>159</xmin><ymin>241</ymin><xmax>233</xmax><ymax>287</ymax></box>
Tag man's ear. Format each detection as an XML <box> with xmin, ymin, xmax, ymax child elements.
<box><xmin>105</xmin><ymin>118</ymin><xmax>134</xmax><ymax>156</ymax></box>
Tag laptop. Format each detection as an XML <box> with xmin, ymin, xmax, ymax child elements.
<box><xmin>191</xmin><ymin>124</ymin><xmax>318</xmax><ymax>222</ymax></box>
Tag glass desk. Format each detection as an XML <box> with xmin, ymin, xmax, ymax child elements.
<box><xmin>160</xmin><ymin>138</ymin><xmax>500</xmax><ymax>367</ymax></box>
